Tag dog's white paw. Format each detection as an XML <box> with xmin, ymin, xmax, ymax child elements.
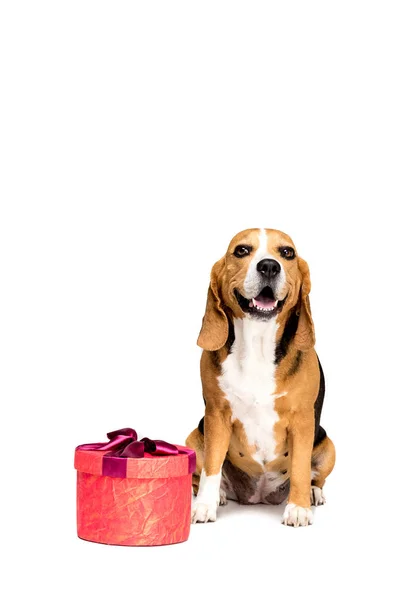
<box><xmin>311</xmin><ymin>485</ymin><xmax>326</xmax><ymax>506</ymax></box>
<box><xmin>191</xmin><ymin>501</ymin><xmax>218</xmax><ymax>523</ymax></box>
<box><xmin>219</xmin><ymin>489</ymin><xmax>228</xmax><ymax>506</ymax></box>
<box><xmin>282</xmin><ymin>503</ymin><xmax>313</xmax><ymax>527</ymax></box>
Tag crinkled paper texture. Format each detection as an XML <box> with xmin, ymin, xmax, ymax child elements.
<box><xmin>76</xmin><ymin>450</ymin><xmax>193</xmax><ymax>546</ymax></box>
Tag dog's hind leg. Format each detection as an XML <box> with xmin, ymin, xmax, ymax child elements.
<box><xmin>310</xmin><ymin>435</ymin><xmax>336</xmax><ymax>505</ymax></box>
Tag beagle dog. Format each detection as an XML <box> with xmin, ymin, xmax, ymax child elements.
<box><xmin>186</xmin><ymin>228</ymin><xmax>335</xmax><ymax>527</ymax></box>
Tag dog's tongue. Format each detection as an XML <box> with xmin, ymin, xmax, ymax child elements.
<box><xmin>251</xmin><ymin>295</ymin><xmax>277</xmax><ymax>309</ymax></box>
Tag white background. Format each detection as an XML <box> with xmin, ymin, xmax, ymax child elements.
<box><xmin>1</xmin><ymin>2</ymin><xmax>399</xmax><ymax>599</ymax></box>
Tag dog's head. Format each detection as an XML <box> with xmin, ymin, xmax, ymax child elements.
<box><xmin>198</xmin><ymin>228</ymin><xmax>315</xmax><ymax>352</ymax></box>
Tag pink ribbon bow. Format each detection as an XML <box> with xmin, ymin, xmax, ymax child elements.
<box><xmin>77</xmin><ymin>427</ymin><xmax>196</xmax><ymax>477</ymax></box>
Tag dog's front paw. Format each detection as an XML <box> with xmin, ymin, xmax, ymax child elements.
<box><xmin>282</xmin><ymin>503</ymin><xmax>313</xmax><ymax>527</ymax></box>
<box><xmin>311</xmin><ymin>485</ymin><xmax>326</xmax><ymax>506</ymax></box>
<box><xmin>191</xmin><ymin>500</ymin><xmax>218</xmax><ymax>523</ymax></box>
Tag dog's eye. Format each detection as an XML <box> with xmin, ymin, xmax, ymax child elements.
<box><xmin>279</xmin><ymin>246</ymin><xmax>295</xmax><ymax>260</ymax></box>
<box><xmin>234</xmin><ymin>245</ymin><xmax>252</xmax><ymax>258</ymax></box>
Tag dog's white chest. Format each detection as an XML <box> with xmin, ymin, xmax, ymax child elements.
<box><xmin>218</xmin><ymin>317</ymin><xmax>280</xmax><ymax>465</ymax></box>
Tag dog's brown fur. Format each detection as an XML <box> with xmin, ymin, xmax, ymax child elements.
<box><xmin>186</xmin><ymin>229</ymin><xmax>335</xmax><ymax>519</ymax></box>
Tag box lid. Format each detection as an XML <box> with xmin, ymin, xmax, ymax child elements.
<box><xmin>75</xmin><ymin>445</ymin><xmax>196</xmax><ymax>479</ymax></box>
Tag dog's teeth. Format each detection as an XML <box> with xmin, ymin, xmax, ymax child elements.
<box><xmin>252</xmin><ymin>302</ymin><xmax>276</xmax><ymax>312</ymax></box>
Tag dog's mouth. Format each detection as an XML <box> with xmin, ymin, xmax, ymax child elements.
<box><xmin>234</xmin><ymin>287</ymin><xmax>286</xmax><ymax>319</ymax></box>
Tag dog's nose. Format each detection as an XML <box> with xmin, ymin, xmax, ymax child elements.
<box><xmin>257</xmin><ymin>259</ymin><xmax>281</xmax><ymax>278</ymax></box>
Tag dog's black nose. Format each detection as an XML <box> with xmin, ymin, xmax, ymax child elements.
<box><xmin>257</xmin><ymin>259</ymin><xmax>281</xmax><ymax>278</ymax></box>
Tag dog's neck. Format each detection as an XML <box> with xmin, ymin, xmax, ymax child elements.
<box><xmin>224</xmin><ymin>308</ymin><xmax>299</xmax><ymax>366</ymax></box>
<box><xmin>274</xmin><ymin>308</ymin><xmax>300</xmax><ymax>364</ymax></box>
<box><xmin>228</xmin><ymin>316</ymin><xmax>279</xmax><ymax>370</ymax></box>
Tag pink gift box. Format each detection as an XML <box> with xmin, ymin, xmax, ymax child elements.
<box><xmin>74</xmin><ymin>429</ymin><xmax>196</xmax><ymax>546</ymax></box>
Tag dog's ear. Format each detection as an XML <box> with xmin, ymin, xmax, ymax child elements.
<box><xmin>293</xmin><ymin>257</ymin><xmax>315</xmax><ymax>351</ymax></box>
<box><xmin>197</xmin><ymin>257</ymin><xmax>229</xmax><ymax>351</ymax></box>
